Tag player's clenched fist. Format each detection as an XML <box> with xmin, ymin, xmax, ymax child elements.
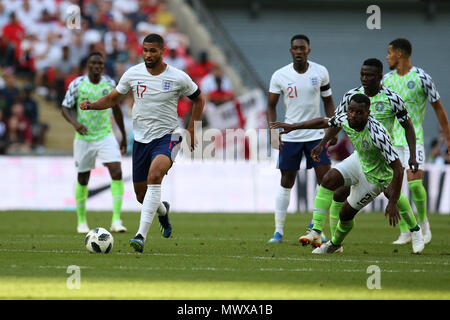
<box><xmin>80</xmin><ymin>100</ymin><xmax>91</xmax><ymax>110</ymax></box>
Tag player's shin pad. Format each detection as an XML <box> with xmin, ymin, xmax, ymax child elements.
<box><xmin>408</xmin><ymin>180</ymin><xmax>427</xmax><ymax>223</ymax></box>
<box><xmin>331</xmin><ymin>219</ymin><xmax>354</xmax><ymax>246</ymax></box>
<box><xmin>312</xmin><ymin>186</ymin><xmax>334</xmax><ymax>233</ymax></box>
<box><xmin>397</xmin><ymin>193</ymin><xmax>418</xmax><ymax>229</ymax></box>
<box><xmin>111</xmin><ymin>179</ymin><xmax>124</xmax><ymax>222</ymax></box>
<box><xmin>75</xmin><ymin>182</ymin><xmax>88</xmax><ymax>224</ymax></box>
<box><xmin>329</xmin><ymin>200</ymin><xmax>344</xmax><ymax>237</ymax></box>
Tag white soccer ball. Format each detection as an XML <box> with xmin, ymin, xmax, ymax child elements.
<box><xmin>85</xmin><ymin>227</ymin><xmax>114</xmax><ymax>253</ymax></box>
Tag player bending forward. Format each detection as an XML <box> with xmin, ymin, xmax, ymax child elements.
<box><xmin>270</xmin><ymin>94</ymin><xmax>425</xmax><ymax>254</ymax></box>
<box><xmin>80</xmin><ymin>34</ymin><xmax>205</xmax><ymax>253</ymax></box>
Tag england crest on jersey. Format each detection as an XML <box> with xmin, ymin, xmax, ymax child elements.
<box><xmin>310</xmin><ymin>77</ymin><xmax>319</xmax><ymax>88</ymax></box>
<box><xmin>162</xmin><ymin>80</ymin><xmax>172</xmax><ymax>91</ymax></box>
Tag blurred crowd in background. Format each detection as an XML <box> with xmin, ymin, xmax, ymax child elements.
<box><xmin>0</xmin><ymin>0</ymin><xmax>235</xmax><ymax>155</ymax></box>
<box><xmin>0</xmin><ymin>0</ymin><xmax>447</xmax><ymax>163</ymax></box>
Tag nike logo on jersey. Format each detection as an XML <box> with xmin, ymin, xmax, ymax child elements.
<box><xmin>137</xmin><ymin>81</ymin><xmax>144</xmax><ymax>84</ymax></box>
<box><xmin>287</xmin><ymin>82</ymin><xmax>294</xmax><ymax>85</ymax></box>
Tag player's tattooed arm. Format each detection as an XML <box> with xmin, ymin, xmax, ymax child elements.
<box><xmin>399</xmin><ymin>119</ymin><xmax>418</xmax><ymax>173</ymax></box>
<box><xmin>80</xmin><ymin>89</ymin><xmax>123</xmax><ymax>110</ymax></box>
<box><xmin>431</xmin><ymin>99</ymin><xmax>450</xmax><ymax>154</ymax></box>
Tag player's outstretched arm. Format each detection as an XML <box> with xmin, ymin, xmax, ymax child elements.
<box><xmin>385</xmin><ymin>158</ymin><xmax>404</xmax><ymax>226</ymax></box>
<box><xmin>399</xmin><ymin>119</ymin><xmax>418</xmax><ymax>173</ymax></box>
<box><xmin>431</xmin><ymin>99</ymin><xmax>450</xmax><ymax>154</ymax></box>
<box><xmin>269</xmin><ymin>117</ymin><xmax>330</xmax><ymax>134</ymax></box>
<box><xmin>80</xmin><ymin>89</ymin><xmax>123</xmax><ymax>111</ymax></box>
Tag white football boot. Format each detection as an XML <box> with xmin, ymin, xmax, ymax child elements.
<box><xmin>77</xmin><ymin>222</ymin><xmax>90</xmax><ymax>234</ymax></box>
<box><xmin>312</xmin><ymin>241</ymin><xmax>343</xmax><ymax>254</ymax></box>
<box><xmin>411</xmin><ymin>229</ymin><xmax>425</xmax><ymax>254</ymax></box>
<box><xmin>392</xmin><ymin>232</ymin><xmax>411</xmax><ymax>244</ymax></box>
<box><xmin>110</xmin><ymin>219</ymin><xmax>127</xmax><ymax>233</ymax></box>
<box><xmin>418</xmin><ymin>219</ymin><xmax>432</xmax><ymax>244</ymax></box>
<box><xmin>299</xmin><ymin>229</ymin><xmax>322</xmax><ymax>247</ymax></box>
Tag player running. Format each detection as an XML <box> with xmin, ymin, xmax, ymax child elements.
<box><xmin>270</xmin><ymin>94</ymin><xmax>425</xmax><ymax>254</ymax></box>
<box><xmin>61</xmin><ymin>52</ymin><xmax>127</xmax><ymax>234</ymax></box>
<box><xmin>266</xmin><ymin>34</ymin><xmax>336</xmax><ymax>244</ymax></box>
<box><xmin>80</xmin><ymin>34</ymin><xmax>205</xmax><ymax>253</ymax></box>
<box><xmin>303</xmin><ymin>58</ymin><xmax>420</xmax><ymax>243</ymax></box>
<box><xmin>383</xmin><ymin>38</ymin><xmax>450</xmax><ymax>245</ymax></box>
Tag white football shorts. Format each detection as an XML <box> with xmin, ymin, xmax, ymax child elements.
<box><xmin>334</xmin><ymin>152</ymin><xmax>386</xmax><ymax>211</ymax></box>
<box><xmin>394</xmin><ymin>144</ymin><xmax>425</xmax><ymax>171</ymax></box>
<box><xmin>74</xmin><ymin>135</ymin><xmax>122</xmax><ymax>172</ymax></box>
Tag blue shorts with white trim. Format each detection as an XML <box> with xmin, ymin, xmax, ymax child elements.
<box><xmin>132</xmin><ymin>133</ymin><xmax>182</xmax><ymax>183</ymax></box>
<box><xmin>277</xmin><ymin>139</ymin><xmax>331</xmax><ymax>171</ymax></box>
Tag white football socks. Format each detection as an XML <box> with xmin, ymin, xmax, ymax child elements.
<box><xmin>137</xmin><ymin>185</ymin><xmax>161</xmax><ymax>240</ymax></box>
<box><xmin>157</xmin><ymin>202</ymin><xmax>167</xmax><ymax>216</ymax></box>
<box><xmin>274</xmin><ymin>186</ymin><xmax>291</xmax><ymax>235</ymax></box>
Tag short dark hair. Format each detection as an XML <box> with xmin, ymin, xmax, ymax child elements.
<box><xmin>389</xmin><ymin>38</ymin><xmax>412</xmax><ymax>57</ymax></box>
<box><xmin>291</xmin><ymin>34</ymin><xmax>310</xmax><ymax>46</ymax></box>
<box><xmin>350</xmin><ymin>93</ymin><xmax>371</xmax><ymax>109</ymax></box>
<box><xmin>143</xmin><ymin>33</ymin><xmax>164</xmax><ymax>48</ymax></box>
<box><xmin>363</xmin><ymin>58</ymin><xmax>383</xmax><ymax>74</ymax></box>
<box><xmin>86</xmin><ymin>51</ymin><xmax>104</xmax><ymax>61</ymax></box>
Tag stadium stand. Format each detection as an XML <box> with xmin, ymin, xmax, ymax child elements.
<box><xmin>199</xmin><ymin>0</ymin><xmax>450</xmax><ymax>151</ymax></box>
<box><xmin>0</xmin><ymin>0</ymin><xmax>250</xmax><ymax>154</ymax></box>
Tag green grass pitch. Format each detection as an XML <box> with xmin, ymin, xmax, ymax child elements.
<box><xmin>0</xmin><ymin>210</ymin><xmax>449</xmax><ymax>299</ymax></box>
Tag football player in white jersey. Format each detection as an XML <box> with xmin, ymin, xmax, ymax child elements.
<box><xmin>267</xmin><ymin>34</ymin><xmax>336</xmax><ymax>244</ymax></box>
<box><xmin>80</xmin><ymin>34</ymin><xmax>205</xmax><ymax>253</ymax></box>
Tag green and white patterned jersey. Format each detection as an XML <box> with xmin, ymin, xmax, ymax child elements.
<box><xmin>383</xmin><ymin>67</ymin><xmax>440</xmax><ymax>146</ymax></box>
<box><xmin>335</xmin><ymin>85</ymin><xmax>409</xmax><ymax>139</ymax></box>
<box><xmin>62</xmin><ymin>75</ymin><xmax>116</xmax><ymax>142</ymax></box>
<box><xmin>329</xmin><ymin>114</ymin><xmax>399</xmax><ymax>187</ymax></box>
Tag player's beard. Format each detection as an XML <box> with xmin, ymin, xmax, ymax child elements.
<box><xmin>348</xmin><ymin>118</ymin><xmax>366</xmax><ymax>131</ymax></box>
<box><xmin>145</xmin><ymin>56</ymin><xmax>161</xmax><ymax>69</ymax></box>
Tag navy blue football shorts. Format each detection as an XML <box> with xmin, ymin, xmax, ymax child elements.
<box><xmin>277</xmin><ymin>139</ymin><xmax>331</xmax><ymax>171</ymax></box>
<box><xmin>132</xmin><ymin>133</ymin><xmax>182</xmax><ymax>183</ymax></box>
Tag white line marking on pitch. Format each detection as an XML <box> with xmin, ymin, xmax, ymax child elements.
<box><xmin>0</xmin><ymin>248</ymin><xmax>447</xmax><ymax>267</ymax></box>
<box><xmin>3</xmin><ymin>264</ymin><xmax>445</xmax><ymax>274</ymax></box>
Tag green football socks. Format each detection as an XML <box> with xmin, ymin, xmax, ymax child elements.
<box><xmin>312</xmin><ymin>186</ymin><xmax>334</xmax><ymax>234</ymax></box>
<box><xmin>329</xmin><ymin>200</ymin><xmax>343</xmax><ymax>237</ymax></box>
<box><xmin>397</xmin><ymin>217</ymin><xmax>409</xmax><ymax>233</ymax></box>
<box><xmin>397</xmin><ymin>193</ymin><xmax>419</xmax><ymax>231</ymax></box>
<box><xmin>408</xmin><ymin>179</ymin><xmax>427</xmax><ymax>223</ymax></box>
<box><xmin>111</xmin><ymin>179</ymin><xmax>124</xmax><ymax>222</ymax></box>
<box><xmin>331</xmin><ymin>219</ymin><xmax>354</xmax><ymax>246</ymax></box>
<box><xmin>75</xmin><ymin>182</ymin><xmax>88</xmax><ymax>224</ymax></box>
